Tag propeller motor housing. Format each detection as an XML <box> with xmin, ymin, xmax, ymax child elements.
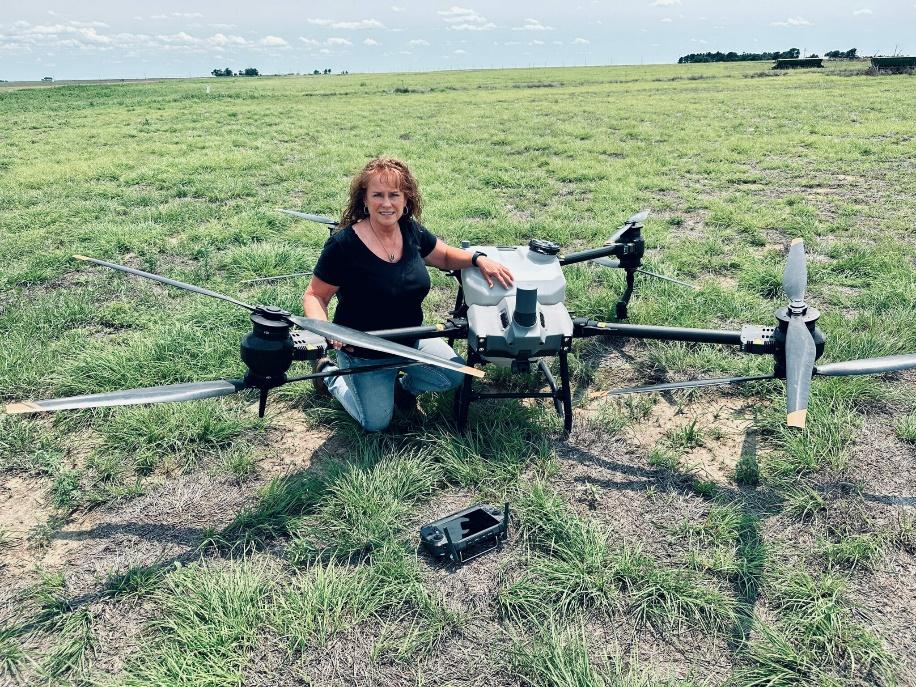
<box><xmin>241</xmin><ymin>307</ymin><xmax>295</xmax><ymax>381</ymax></box>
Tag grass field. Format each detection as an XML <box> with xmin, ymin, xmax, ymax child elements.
<box><xmin>1</xmin><ymin>60</ymin><xmax>915</xmax><ymax>686</ymax></box>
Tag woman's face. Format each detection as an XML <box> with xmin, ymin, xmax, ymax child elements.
<box><xmin>365</xmin><ymin>174</ymin><xmax>406</xmax><ymax>230</ymax></box>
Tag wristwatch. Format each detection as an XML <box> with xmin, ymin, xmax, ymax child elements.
<box><xmin>471</xmin><ymin>251</ymin><xmax>487</xmax><ymax>267</ymax></box>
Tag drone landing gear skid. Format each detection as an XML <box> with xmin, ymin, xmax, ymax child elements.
<box><xmin>454</xmin><ymin>350</ymin><xmax>573</xmax><ymax>435</ymax></box>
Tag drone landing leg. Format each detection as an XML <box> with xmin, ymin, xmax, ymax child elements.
<box><xmin>558</xmin><ymin>350</ymin><xmax>573</xmax><ymax>435</ymax></box>
<box><xmin>257</xmin><ymin>388</ymin><xmax>269</xmax><ymax>418</ymax></box>
<box><xmin>538</xmin><ymin>360</ymin><xmax>563</xmax><ymax>417</ymax></box>
<box><xmin>616</xmin><ymin>268</ymin><xmax>636</xmax><ymax>320</ymax></box>
<box><xmin>454</xmin><ymin>351</ymin><xmax>478</xmax><ymax>434</ymax></box>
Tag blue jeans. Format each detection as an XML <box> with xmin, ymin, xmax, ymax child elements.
<box><xmin>325</xmin><ymin>337</ymin><xmax>465</xmax><ymax>432</ymax></box>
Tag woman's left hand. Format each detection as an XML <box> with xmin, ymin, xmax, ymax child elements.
<box><xmin>477</xmin><ymin>256</ymin><xmax>514</xmax><ymax>289</ymax></box>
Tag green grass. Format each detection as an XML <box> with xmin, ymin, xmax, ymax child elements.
<box><xmin>894</xmin><ymin>412</ymin><xmax>916</xmax><ymax>443</ymax></box>
<box><xmin>507</xmin><ymin>624</ymin><xmax>701</xmax><ymax>687</ymax></box>
<box><xmin>502</xmin><ymin>483</ymin><xmax>735</xmax><ymax>633</ymax></box>
<box><xmin>735</xmin><ymin>568</ymin><xmax>895</xmax><ymax>686</ymax></box>
<box><xmin>1</xmin><ymin>62</ymin><xmax>914</xmax><ymax>686</ymax></box>
<box><xmin>115</xmin><ymin>561</ymin><xmax>269</xmax><ymax>686</ymax></box>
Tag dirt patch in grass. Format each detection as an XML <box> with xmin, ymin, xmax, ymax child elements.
<box><xmin>847</xmin><ymin>549</ymin><xmax>916</xmax><ymax>683</ymax></box>
<box><xmin>0</xmin><ymin>474</ymin><xmax>51</xmax><ymax>587</ymax></box>
<box><xmin>258</xmin><ymin>407</ymin><xmax>337</xmax><ymax>476</ymax></box>
<box><xmin>38</xmin><ymin>472</ymin><xmax>254</xmax><ymax>598</ymax></box>
<box><xmin>624</xmin><ymin>393</ymin><xmax>758</xmax><ymax>487</ymax></box>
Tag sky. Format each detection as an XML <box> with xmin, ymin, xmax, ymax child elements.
<box><xmin>2</xmin><ymin>1</ymin><xmax>914</xmax><ymax>81</ymax></box>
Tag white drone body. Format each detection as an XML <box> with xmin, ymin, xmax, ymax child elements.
<box><xmin>460</xmin><ymin>244</ymin><xmax>574</xmax><ymax>366</ymax></box>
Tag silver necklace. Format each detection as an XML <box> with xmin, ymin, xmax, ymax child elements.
<box><xmin>367</xmin><ymin>217</ymin><xmax>398</xmax><ymax>262</ymax></box>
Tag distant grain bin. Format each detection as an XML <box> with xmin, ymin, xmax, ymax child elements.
<box><xmin>870</xmin><ymin>56</ymin><xmax>916</xmax><ymax>73</ymax></box>
<box><xmin>773</xmin><ymin>58</ymin><xmax>824</xmax><ymax>70</ymax></box>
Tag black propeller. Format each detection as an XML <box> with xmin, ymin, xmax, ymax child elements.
<box><xmin>71</xmin><ymin>256</ymin><xmax>481</xmax><ymax>380</ymax></box>
<box><xmin>605</xmin><ymin>209</ymin><xmax>650</xmax><ymax>245</ymax></box>
<box><xmin>592</xmin><ymin>257</ymin><xmax>696</xmax><ymax>289</ymax></box>
<box><xmin>279</xmin><ymin>209</ymin><xmax>338</xmax><ymax>226</ymax></box>
<box><xmin>6</xmin><ymin>379</ymin><xmax>249</xmax><ymax>414</ymax></box>
<box><xmin>240</xmin><ymin>271</ymin><xmax>312</xmax><ymax>284</ymax></box>
<box><xmin>606</xmin><ymin>374</ymin><xmax>776</xmax><ymax>397</ymax></box>
<box><xmin>603</xmin><ymin>239</ymin><xmax>916</xmax><ymax>426</ymax></box>
<box><xmin>5</xmin><ymin>360</ymin><xmax>423</xmax><ymax>415</ymax></box>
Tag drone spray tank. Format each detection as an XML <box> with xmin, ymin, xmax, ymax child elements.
<box><xmin>461</xmin><ymin>240</ymin><xmax>574</xmax><ymax>368</ymax></box>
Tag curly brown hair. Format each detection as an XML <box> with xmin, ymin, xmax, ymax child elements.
<box><xmin>339</xmin><ymin>157</ymin><xmax>423</xmax><ymax>229</ymax></box>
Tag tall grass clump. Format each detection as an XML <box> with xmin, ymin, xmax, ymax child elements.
<box><xmin>286</xmin><ymin>439</ymin><xmax>443</xmax><ymax>563</ymax></box>
<box><xmin>116</xmin><ymin>561</ymin><xmax>269</xmax><ymax>686</ymax></box>
<box><xmin>500</xmin><ymin>483</ymin><xmax>735</xmax><ymax>633</ymax></box>
<box><xmin>734</xmin><ymin>568</ymin><xmax>895</xmax><ymax>686</ymax></box>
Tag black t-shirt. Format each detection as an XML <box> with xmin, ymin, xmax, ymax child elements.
<box><xmin>313</xmin><ymin>217</ymin><xmax>438</xmax><ymax>358</ymax></box>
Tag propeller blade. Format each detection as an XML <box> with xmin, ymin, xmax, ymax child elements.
<box><xmin>782</xmin><ymin>238</ymin><xmax>807</xmax><ymax>303</ymax></box>
<box><xmin>627</xmin><ymin>209</ymin><xmax>650</xmax><ymax>225</ymax></box>
<box><xmin>6</xmin><ymin>379</ymin><xmax>249</xmax><ymax>414</ymax></box>
<box><xmin>815</xmin><ymin>353</ymin><xmax>916</xmax><ymax>377</ymax></box>
<box><xmin>240</xmin><ymin>271</ymin><xmax>312</xmax><ymax>284</ymax></box>
<box><xmin>279</xmin><ymin>209</ymin><xmax>338</xmax><ymax>226</ymax></box>
<box><xmin>605</xmin><ymin>209</ymin><xmax>650</xmax><ymax>245</ymax></box>
<box><xmin>593</xmin><ymin>257</ymin><xmax>621</xmax><ymax>268</ymax></box>
<box><xmin>74</xmin><ymin>256</ymin><xmax>255</xmax><ymax>312</ymax></box>
<box><xmin>784</xmin><ymin>316</ymin><xmax>816</xmax><ymax>428</ymax></box>
<box><xmin>635</xmin><ymin>269</ymin><xmax>697</xmax><ymax>289</ymax></box>
<box><xmin>286</xmin><ymin>316</ymin><xmax>484</xmax><ymax>379</ymax></box>
<box><xmin>607</xmin><ymin>374</ymin><xmax>776</xmax><ymax>396</ymax></box>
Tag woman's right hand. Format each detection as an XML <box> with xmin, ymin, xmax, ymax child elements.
<box><xmin>327</xmin><ymin>339</ymin><xmax>355</xmax><ymax>352</ymax></box>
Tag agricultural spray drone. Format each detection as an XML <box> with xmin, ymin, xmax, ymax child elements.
<box><xmin>7</xmin><ymin>210</ymin><xmax>916</xmax><ymax>434</ymax></box>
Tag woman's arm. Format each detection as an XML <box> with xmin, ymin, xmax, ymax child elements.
<box><xmin>303</xmin><ymin>275</ymin><xmax>338</xmax><ymax>320</ymax></box>
<box><xmin>303</xmin><ymin>276</ymin><xmax>354</xmax><ymax>351</ymax></box>
<box><xmin>424</xmin><ymin>239</ymin><xmax>514</xmax><ymax>288</ymax></box>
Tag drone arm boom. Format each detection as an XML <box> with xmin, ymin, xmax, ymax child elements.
<box><xmin>559</xmin><ymin>244</ymin><xmax>624</xmax><ymax>266</ymax></box>
<box><xmin>574</xmin><ymin>319</ymin><xmax>743</xmax><ymax>346</ymax></box>
<box><xmin>365</xmin><ymin>320</ymin><xmax>468</xmax><ymax>342</ymax></box>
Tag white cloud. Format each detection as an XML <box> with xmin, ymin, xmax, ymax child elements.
<box><xmin>770</xmin><ymin>16</ymin><xmax>814</xmax><ymax>27</ymax></box>
<box><xmin>690</xmin><ymin>38</ymin><xmax>709</xmax><ymax>44</ymax></box>
<box><xmin>156</xmin><ymin>32</ymin><xmax>196</xmax><ymax>44</ymax></box>
<box><xmin>391</xmin><ymin>5</ymin><xmax>405</xmax><ymax>11</ymax></box>
<box><xmin>299</xmin><ymin>37</ymin><xmax>320</xmax><ymax>47</ymax></box>
<box><xmin>450</xmin><ymin>22</ymin><xmax>496</xmax><ymax>31</ymax></box>
<box><xmin>69</xmin><ymin>21</ymin><xmax>110</xmax><ymax>28</ymax></box>
<box><xmin>572</xmin><ymin>37</ymin><xmax>590</xmax><ymax>44</ymax></box>
<box><xmin>438</xmin><ymin>6</ymin><xmax>476</xmax><ymax>19</ymax></box>
<box><xmin>172</xmin><ymin>12</ymin><xmax>203</xmax><ymax>19</ymax></box>
<box><xmin>408</xmin><ymin>38</ymin><xmax>430</xmax><ymax>46</ymax></box>
<box><xmin>208</xmin><ymin>33</ymin><xmax>249</xmax><ymax>46</ymax></box>
<box><xmin>659</xmin><ymin>17</ymin><xmax>673</xmax><ymax>23</ymax></box>
<box><xmin>438</xmin><ymin>6</ymin><xmax>494</xmax><ymax>30</ymax></box>
<box><xmin>453</xmin><ymin>48</ymin><xmax>466</xmax><ymax>54</ymax></box>
<box><xmin>363</xmin><ymin>37</ymin><xmax>379</xmax><ymax>46</ymax></box>
<box><xmin>529</xmin><ymin>39</ymin><xmax>544</xmax><ymax>45</ymax></box>
<box><xmin>308</xmin><ymin>18</ymin><xmax>384</xmax><ymax>29</ymax></box>
<box><xmin>852</xmin><ymin>8</ymin><xmax>872</xmax><ymax>14</ymax></box>
<box><xmin>259</xmin><ymin>35</ymin><xmax>288</xmax><ymax>47</ymax></box>
<box><xmin>513</xmin><ymin>18</ymin><xmax>555</xmax><ymax>31</ymax></box>
<box><xmin>650</xmin><ymin>0</ymin><xmax>681</xmax><ymax>5</ymax></box>
<box><xmin>326</xmin><ymin>37</ymin><xmax>352</xmax><ymax>46</ymax></box>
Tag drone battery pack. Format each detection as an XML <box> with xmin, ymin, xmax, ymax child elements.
<box><xmin>420</xmin><ymin>503</ymin><xmax>509</xmax><ymax>565</ymax></box>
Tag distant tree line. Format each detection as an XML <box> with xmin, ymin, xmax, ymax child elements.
<box><xmin>678</xmin><ymin>48</ymin><xmax>800</xmax><ymax>64</ymax></box>
<box><xmin>824</xmin><ymin>49</ymin><xmax>858</xmax><ymax>59</ymax></box>
<box><xmin>211</xmin><ymin>67</ymin><xmax>259</xmax><ymax>77</ymax></box>
<box><xmin>678</xmin><ymin>48</ymin><xmax>860</xmax><ymax>64</ymax></box>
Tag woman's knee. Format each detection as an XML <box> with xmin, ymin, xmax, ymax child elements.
<box><xmin>358</xmin><ymin>403</ymin><xmax>394</xmax><ymax>432</ymax></box>
<box><xmin>442</xmin><ymin>368</ymin><xmax>465</xmax><ymax>391</ymax></box>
